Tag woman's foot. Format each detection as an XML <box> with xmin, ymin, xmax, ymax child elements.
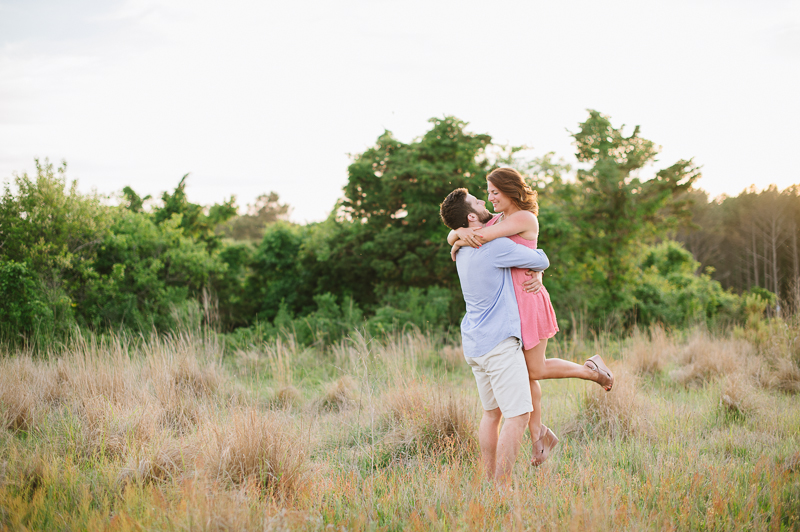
<box><xmin>531</xmin><ymin>425</ymin><xmax>559</xmax><ymax>466</ymax></box>
<box><xmin>585</xmin><ymin>354</ymin><xmax>614</xmax><ymax>391</ymax></box>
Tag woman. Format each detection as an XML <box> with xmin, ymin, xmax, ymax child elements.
<box><xmin>448</xmin><ymin>168</ymin><xmax>614</xmax><ymax>466</ymax></box>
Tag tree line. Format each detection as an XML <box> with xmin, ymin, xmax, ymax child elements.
<box><xmin>675</xmin><ymin>186</ymin><xmax>799</xmax><ymax>315</ymax></box>
<box><xmin>0</xmin><ymin>111</ymin><xmax>775</xmax><ymax>347</ymax></box>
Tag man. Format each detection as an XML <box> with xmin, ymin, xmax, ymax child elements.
<box><xmin>439</xmin><ymin>188</ymin><xmax>549</xmax><ymax>485</ymax></box>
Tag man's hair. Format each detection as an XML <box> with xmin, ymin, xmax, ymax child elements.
<box><xmin>439</xmin><ymin>188</ymin><xmax>473</xmax><ymax>229</ymax></box>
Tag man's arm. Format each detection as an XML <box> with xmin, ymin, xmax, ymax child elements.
<box><xmin>490</xmin><ymin>238</ymin><xmax>549</xmax><ymax>271</ymax></box>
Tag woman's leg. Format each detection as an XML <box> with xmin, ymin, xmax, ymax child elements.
<box><xmin>524</xmin><ymin>340</ymin><xmax>546</xmax><ymax>461</ymax></box>
<box><xmin>525</xmin><ymin>338</ymin><xmax>601</xmax><ymax>382</ymax></box>
<box><xmin>529</xmin><ymin>376</ymin><xmax>542</xmax><ymax>448</ymax></box>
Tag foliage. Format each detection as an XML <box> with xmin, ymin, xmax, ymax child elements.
<box><xmin>1</xmin><ymin>111</ymin><xmax>772</xmax><ymax>345</ymax></box>
<box><xmin>151</xmin><ymin>174</ymin><xmax>237</xmax><ymax>250</ymax></box>
<box><xmin>217</xmin><ymin>191</ymin><xmax>291</xmax><ymax>241</ymax></box>
<box><xmin>245</xmin><ymin>221</ymin><xmax>316</xmax><ymax>322</ymax></box>
<box><xmin>675</xmin><ymin>184</ymin><xmax>800</xmax><ymax>312</ymax></box>
<box><xmin>570</xmin><ymin>111</ymin><xmax>700</xmax><ymax>319</ymax></box>
<box><xmin>520</xmin><ymin>111</ymin><xmax>700</xmax><ymax>328</ymax></box>
<box><xmin>0</xmin><ymin>159</ymin><xmax>112</xmax><ymax>337</ymax></box>
<box><xmin>367</xmin><ymin>286</ymin><xmax>456</xmax><ymax>335</ymax></box>
<box><xmin>633</xmin><ymin>241</ymin><xmax>740</xmax><ymax>327</ymax></box>
<box><xmin>82</xmin><ymin>209</ymin><xmax>228</xmax><ymax>331</ymax></box>
<box><xmin>332</xmin><ymin>117</ymin><xmax>493</xmax><ymax>304</ymax></box>
<box><xmin>0</xmin><ymin>261</ymin><xmax>53</xmax><ymax>338</ymax></box>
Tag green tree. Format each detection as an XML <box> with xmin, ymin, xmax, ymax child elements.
<box><xmin>217</xmin><ymin>192</ymin><xmax>291</xmax><ymax>241</ymax></box>
<box><xmin>84</xmin><ymin>209</ymin><xmax>228</xmax><ymax>330</ymax></box>
<box><xmin>0</xmin><ymin>159</ymin><xmax>112</xmax><ymax>334</ymax></box>
<box><xmin>151</xmin><ymin>174</ymin><xmax>237</xmax><ymax>250</ymax></box>
<box><xmin>332</xmin><ymin>116</ymin><xmax>493</xmax><ymax>306</ymax></box>
<box><xmin>567</xmin><ymin>110</ymin><xmax>700</xmax><ymax>322</ymax></box>
<box><xmin>245</xmin><ymin>221</ymin><xmax>315</xmax><ymax>322</ymax></box>
<box><xmin>0</xmin><ymin>261</ymin><xmax>53</xmax><ymax>338</ymax></box>
<box><xmin>634</xmin><ymin>241</ymin><xmax>740</xmax><ymax>327</ymax></box>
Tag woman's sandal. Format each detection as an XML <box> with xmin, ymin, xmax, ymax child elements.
<box><xmin>531</xmin><ymin>425</ymin><xmax>559</xmax><ymax>466</ymax></box>
<box><xmin>585</xmin><ymin>354</ymin><xmax>614</xmax><ymax>392</ymax></box>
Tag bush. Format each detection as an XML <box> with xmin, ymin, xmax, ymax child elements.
<box><xmin>634</xmin><ymin>241</ymin><xmax>741</xmax><ymax>327</ymax></box>
<box><xmin>82</xmin><ymin>209</ymin><xmax>227</xmax><ymax>331</ymax></box>
<box><xmin>0</xmin><ymin>261</ymin><xmax>54</xmax><ymax>339</ymax></box>
<box><xmin>367</xmin><ymin>286</ymin><xmax>455</xmax><ymax>335</ymax></box>
<box><xmin>0</xmin><ymin>159</ymin><xmax>112</xmax><ymax>339</ymax></box>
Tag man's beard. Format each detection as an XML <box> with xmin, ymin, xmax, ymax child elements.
<box><xmin>475</xmin><ymin>208</ymin><xmax>493</xmax><ymax>224</ymax></box>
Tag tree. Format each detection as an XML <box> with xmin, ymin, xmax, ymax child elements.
<box><xmin>217</xmin><ymin>191</ymin><xmax>291</xmax><ymax>241</ymax></box>
<box><xmin>0</xmin><ymin>159</ymin><xmax>112</xmax><ymax>334</ymax></box>
<box><xmin>245</xmin><ymin>221</ymin><xmax>315</xmax><ymax>321</ymax></box>
<box><xmin>151</xmin><ymin>174</ymin><xmax>237</xmax><ymax>250</ymax></box>
<box><xmin>568</xmin><ymin>110</ymin><xmax>700</xmax><ymax>322</ymax></box>
<box><xmin>332</xmin><ymin>116</ymin><xmax>493</xmax><ymax>306</ymax></box>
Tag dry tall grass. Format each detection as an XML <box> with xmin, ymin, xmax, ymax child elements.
<box><xmin>566</xmin><ymin>363</ymin><xmax>647</xmax><ymax>440</ymax></box>
<box><xmin>1</xmin><ymin>323</ymin><xmax>798</xmax><ymax>530</ymax></box>
<box><xmin>623</xmin><ymin>325</ymin><xmax>675</xmax><ymax>375</ymax></box>
<box><xmin>670</xmin><ymin>329</ymin><xmax>756</xmax><ymax>387</ymax></box>
<box><xmin>380</xmin><ymin>381</ymin><xmax>477</xmax><ymax>460</ymax></box>
<box><xmin>205</xmin><ymin>409</ymin><xmax>308</xmax><ymax>499</ymax></box>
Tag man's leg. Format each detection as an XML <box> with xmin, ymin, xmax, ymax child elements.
<box><xmin>495</xmin><ymin>412</ymin><xmax>530</xmax><ymax>485</ymax></box>
<box><xmin>479</xmin><ymin>408</ymin><xmax>502</xmax><ymax>480</ymax></box>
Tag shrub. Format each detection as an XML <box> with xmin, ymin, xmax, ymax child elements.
<box><xmin>719</xmin><ymin>373</ymin><xmax>762</xmax><ymax>417</ymax></box>
<box><xmin>623</xmin><ymin>325</ymin><xmax>675</xmax><ymax>375</ymax></box>
<box><xmin>0</xmin><ymin>261</ymin><xmax>54</xmax><ymax>339</ymax></box>
<box><xmin>367</xmin><ymin>286</ymin><xmax>455</xmax><ymax>335</ymax></box>
<box><xmin>0</xmin><ymin>159</ymin><xmax>112</xmax><ymax>338</ymax></box>
<box><xmin>670</xmin><ymin>330</ymin><xmax>756</xmax><ymax>387</ymax></box>
<box><xmin>634</xmin><ymin>241</ymin><xmax>741</xmax><ymax>328</ymax></box>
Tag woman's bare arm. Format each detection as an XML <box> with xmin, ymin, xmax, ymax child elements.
<box><xmin>447</xmin><ymin>230</ymin><xmax>460</xmax><ymax>246</ymax></box>
<box><xmin>468</xmin><ymin>211</ymin><xmax>539</xmax><ymax>243</ymax></box>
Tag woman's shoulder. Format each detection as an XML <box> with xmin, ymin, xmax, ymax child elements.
<box><xmin>506</xmin><ymin>210</ymin><xmax>538</xmax><ymax>222</ymax></box>
<box><xmin>485</xmin><ymin>213</ymin><xmax>503</xmax><ymax>226</ymax></box>
<box><xmin>505</xmin><ymin>210</ymin><xmax>539</xmax><ymax>231</ymax></box>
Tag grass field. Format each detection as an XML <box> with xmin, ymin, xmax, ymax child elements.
<box><xmin>1</xmin><ymin>320</ymin><xmax>799</xmax><ymax>531</ymax></box>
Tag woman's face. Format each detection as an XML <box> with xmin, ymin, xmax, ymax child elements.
<box><xmin>487</xmin><ymin>180</ymin><xmax>513</xmax><ymax>213</ymax></box>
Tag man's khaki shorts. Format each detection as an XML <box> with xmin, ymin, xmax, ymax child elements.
<box><xmin>465</xmin><ymin>337</ymin><xmax>533</xmax><ymax>418</ymax></box>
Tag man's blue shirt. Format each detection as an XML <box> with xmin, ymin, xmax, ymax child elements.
<box><xmin>455</xmin><ymin>238</ymin><xmax>549</xmax><ymax>358</ymax></box>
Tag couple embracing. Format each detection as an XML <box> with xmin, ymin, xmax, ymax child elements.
<box><xmin>439</xmin><ymin>168</ymin><xmax>614</xmax><ymax>485</ymax></box>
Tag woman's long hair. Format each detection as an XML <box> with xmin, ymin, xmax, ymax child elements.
<box><xmin>486</xmin><ymin>168</ymin><xmax>538</xmax><ymax>215</ymax></box>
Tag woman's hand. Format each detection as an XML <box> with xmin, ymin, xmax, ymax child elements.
<box><xmin>451</xmin><ymin>241</ymin><xmax>466</xmax><ymax>261</ymax></box>
<box><xmin>455</xmin><ymin>227</ymin><xmax>485</xmax><ymax>248</ymax></box>
<box><xmin>523</xmin><ymin>270</ymin><xmax>543</xmax><ymax>294</ymax></box>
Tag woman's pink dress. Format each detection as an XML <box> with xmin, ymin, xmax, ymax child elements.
<box><xmin>486</xmin><ymin>214</ymin><xmax>559</xmax><ymax>349</ymax></box>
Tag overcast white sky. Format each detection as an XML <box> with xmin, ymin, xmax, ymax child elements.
<box><xmin>1</xmin><ymin>0</ymin><xmax>798</xmax><ymax>222</ymax></box>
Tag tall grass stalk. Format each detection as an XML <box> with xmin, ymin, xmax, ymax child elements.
<box><xmin>1</xmin><ymin>322</ymin><xmax>798</xmax><ymax>530</ymax></box>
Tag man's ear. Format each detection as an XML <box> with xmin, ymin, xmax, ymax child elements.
<box><xmin>466</xmin><ymin>212</ymin><xmax>478</xmax><ymax>223</ymax></box>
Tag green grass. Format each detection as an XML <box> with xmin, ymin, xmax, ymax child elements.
<box><xmin>1</xmin><ymin>322</ymin><xmax>798</xmax><ymax>530</ymax></box>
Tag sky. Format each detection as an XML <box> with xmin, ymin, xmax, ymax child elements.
<box><xmin>1</xmin><ymin>0</ymin><xmax>798</xmax><ymax>223</ymax></box>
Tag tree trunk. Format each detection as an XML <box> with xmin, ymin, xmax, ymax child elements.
<box><xmin>793</xmin><ymin>220</ymin><xmax>799</xmax><ymax>312</ymax></box>
<box><xmin>763</xmin><ymin>238</ymin><xmax>768</xmax><ymax>292</ymax></box>
<box><xmin>794</xmin><ymin>220</ymin><xmax>799</xmax><ymax>282</ymax></box>
<box><xmin>772</xmin><ymin>218</ymin><xmax>780</xmax><ymax>317</ymax></box>
<box><xmin>752</xmin><ymin>224</ymin><xmax>759</xmax><ymax>287</ymax></box>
